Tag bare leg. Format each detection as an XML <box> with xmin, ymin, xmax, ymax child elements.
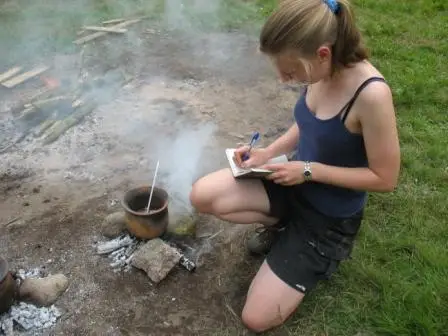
<box><xmin>242</xmin><ymin>260</ymin><xmax>304</xmax><ymax>333</ymax></box>
<box><xmin>190</xmin><ymin>168</ymin><xmax>278</xmax><ymax>225</ymax></box>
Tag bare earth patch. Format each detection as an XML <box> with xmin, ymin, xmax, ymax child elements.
<box><xmin>0</xmin><ymin>22</ymin><xmax>298</xmax><ymax>335</ymax></box>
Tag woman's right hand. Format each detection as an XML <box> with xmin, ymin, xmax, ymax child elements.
<box><xmin>233</xmin><ymin>145</ymin><xmax>271</xmax><ymax>169</ymax></box>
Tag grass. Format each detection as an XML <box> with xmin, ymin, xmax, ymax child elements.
<box><xmin>1</xmin><ymin>0</ymin><xmax>447</xmax><ymax>335</ymax></box>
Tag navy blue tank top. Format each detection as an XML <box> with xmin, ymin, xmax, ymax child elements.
<box><xmin>293</xmin><ymin>77</ymin><xmax>387</xmax><ymax>218</ymax></box>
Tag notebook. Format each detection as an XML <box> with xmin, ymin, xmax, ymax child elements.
<box><xmin>225</xmin><ymin>148</ymin><xmax>288</xmax><ymax>178</ymax></box>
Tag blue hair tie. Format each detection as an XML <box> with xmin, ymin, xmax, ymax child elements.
<box><xmin>323</xmin><ymin>0</ymin><xmax>340</xmax><ymax>14</ymax></box>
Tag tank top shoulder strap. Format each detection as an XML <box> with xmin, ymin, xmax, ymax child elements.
<box><xmin>340</xmin><ymin>76</ymin><xmax>387</xmax><ymax>123</ymax></box>
<box><xmin>299</xmin><ymin>84</ymin><xmax>308</xmax><ymax>97</ymax></box>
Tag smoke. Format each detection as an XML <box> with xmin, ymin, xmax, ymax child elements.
<box><xmin>164</xmin><ymin>0</ymin><xmax>221</xmax><ymax>30</ymax></box>
<box><xmin>0</xmin><ymin>0</ymin><xmax>264</xmax><ymax>221</ymax></box>
<box><xmin>153</xmin><ymin>119</ymin><xmax>217</xmax><ymax>214</ymax></box>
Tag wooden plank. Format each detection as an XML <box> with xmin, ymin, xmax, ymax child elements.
<box><xmin>42</xmin><ymin>101</ymin><xmax>96</xmax><ymax>145</ymax></box>
<box><xmin>0</xmin><ymin>67</ymin><xmax>22</xmax><ymax>83</ymax></box>
<box><xmin>83</xmin><ymin>26</ymin><xmax>127</xmax><ymax>33</ymax></box>
<box><xmin>1</xmin><ymin>66</ymin><xmax>49</xmax><ymax>88</ymax></box>
<box><xmin>73</xmin><ymin>19</ymin><xmax>141</xmax><ymax>45</ymax></box>
<box><xmin>102</xmin><ymin>18</ymin><xmax>126</xmax><ymax>25</ymax></box>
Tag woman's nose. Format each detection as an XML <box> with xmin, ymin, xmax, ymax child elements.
<box><xmin>279</xmin><ymin>73</ymin><xmax>292</xmax><ymax>83</ymax></box>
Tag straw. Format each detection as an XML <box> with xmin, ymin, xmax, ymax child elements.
<box><xmin>145</xmin><ymin>160</ymin><xmax>160</xmax><ymax>213</ymax></box>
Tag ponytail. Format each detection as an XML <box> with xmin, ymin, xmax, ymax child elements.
<box><xmin>332</xmin><ymin>0</ymin><xmax>369</xmax><ymax>71</ymax></box>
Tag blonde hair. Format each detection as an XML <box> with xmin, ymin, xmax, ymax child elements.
<box><xmin>259</xmin><ymin>0</ymin><xmax>368</xmax><ymax>73</ymax></box>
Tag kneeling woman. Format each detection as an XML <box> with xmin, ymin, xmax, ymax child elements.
<box><xmin>189</xmin><ymin>0</ymin><xmax>400</xmax><ymax>332</ymax></box>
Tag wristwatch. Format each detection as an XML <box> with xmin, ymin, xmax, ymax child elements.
<box><xmin>303</xmin><ymin>161</ymin><xmax>312</xmax><ymax>181</ymax></box>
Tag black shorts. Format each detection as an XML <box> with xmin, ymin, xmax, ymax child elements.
<box><xmin>261</xmin><ymin>179</ymin><xmax>364</xmax><ymax>295</ymax></box>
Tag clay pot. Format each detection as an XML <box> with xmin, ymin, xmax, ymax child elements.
<box><xmin>121</xmin><ymin>186</ymin><xmax>169</xmax><ymax>239</ymax></box>
<box><xmin>0</xmin><ymin>257</ymin><xmax>17</xmax><ymax>314</ymax></box>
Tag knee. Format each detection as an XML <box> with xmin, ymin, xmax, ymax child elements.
<box><xmin>189</xmin><ymin>178</ymin><xmax>211</xmax><ymax>213</ymax></box>
<box><xmin>241</xmin><ymin>306</ymin><xmax>278</xmax><ymax>333</ymax></box>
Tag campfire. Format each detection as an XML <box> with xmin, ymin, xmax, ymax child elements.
<box><xmin>95</xmin><ymin>185</ymin><xmax>197</xmax><ymax>281</ymax></box>
<box><xmin>0</xmin><ymin>17</ymin><xmax>143</xmax><ymax>155</ymax></box>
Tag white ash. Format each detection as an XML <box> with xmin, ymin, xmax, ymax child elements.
<box><xmin>0</xmin><ymin>302</ymin><xmax>61</xmax><ymax>334</ymax></box>
<box><xmin>95</xmin><ymin>234</ymin><xmax>141</xmax><ymax>272</ymax></box>
<box><xmin>0</xmin><ymin>314</ymin><xmax>13</xmax><ymax>336</ymax></box>
<box><xmin>15</xmin><ymin>267</ymin><xmax>44</xmax><ymax>281</ymax></box>
<box><xmin>96</xmin><ymin>234</ymin><xmax>134</xmax><ymax>254</ymax></box>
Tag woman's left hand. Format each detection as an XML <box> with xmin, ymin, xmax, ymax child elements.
<box><xmin>262</xmin><ymin>161</ymin><xmax>306</xmax><ymax>186</ymax></box>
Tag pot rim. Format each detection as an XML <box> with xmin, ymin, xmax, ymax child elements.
<box><xmin>121</xmin><ymin>185</ymin><xmax>169</xmax><ymax>217</ymax></box>
<box><xmin>0</xmin><ymin>257</ymin><xmax>8</xmax><ymax>282</ymax></box>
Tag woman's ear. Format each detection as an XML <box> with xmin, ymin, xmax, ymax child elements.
<box><xmin>317</xmin><ymin>46</ymin><xmax>332</xmax><ymax>63</ymax></box>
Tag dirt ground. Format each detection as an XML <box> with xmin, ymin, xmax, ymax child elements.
<box><xmin>0</xmin><ymin>20</ymin><xmax>299</xmax><ymax>335</ymax></box>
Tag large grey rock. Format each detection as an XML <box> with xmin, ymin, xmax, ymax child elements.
<box><xmin>131</xmin><ymin>238</ymin><xmax>181</xmax><ymax>283</ymax></box>
<box><xmin>19</xmin><ymin>274</ymin><xmax>69</xmax><ymax>307</ymax></box>
<box><xmin>101</xmin><ymin>212</ymin><xmax>127</xmax><ymax>238</ymax></box>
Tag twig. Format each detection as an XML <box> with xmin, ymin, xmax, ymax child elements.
<box><xmin>207</xmin><ymin>229</ymin><xmax>224</xmax><ymax>241</ymax></box>
<box><xmin>0</xmin><ymin>133</ymin><xmax>27</xmax><ymax>154</ymax></box>
<box><xmin>30</xmin><ymin>87</ymin><xmax>52</xmax><ymax>101</ymax></box>
<box><xmin>31</xmin><ymin>96</ymin><xmax>69</xmax><ymax>108</ymax></box>
<box><xmin>224</xmin><ymin>298</ymin><xmax>239</xmax><ymax>321</ymax></box>
<box><xmin>198</xmin><ymin>229</ymin><xmax>224</xmax><ymax>240</ymax></box>
<box><xmin>5</xmin><ymin>217</ymin><xmax>20</xmax><ymax>226</ymax></box>
<box><xmin>18</xmin><ymin>105</ymin><xmax>38</xmax><ymax>119</ymax></box>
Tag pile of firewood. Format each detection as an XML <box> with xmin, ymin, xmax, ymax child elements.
<box><xmin>0</xmin><ymin>16</ymin><xmax>145</xmax><ymax>154</ymax></box>
<box><xmin>73</xmin><ymin>17</ymin><xmax>145</xmax><ymax>45</ymax></box>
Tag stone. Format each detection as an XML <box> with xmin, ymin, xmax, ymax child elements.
<box><xmin>101</xmin><ymin>212</ymin><xmax>127</xmax><ymax>238</ymax></box>
<box><xmin>131</xmin><ymin>238</ymin><xmax>182</xmax><ymax>283</ymax></box>
<box><xmin>19</xmin><ymin>274</ymin><xmax>69</xmax><ymax>307</ymax></box>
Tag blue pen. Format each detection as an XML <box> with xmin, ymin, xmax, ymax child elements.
<box><xmin>242</xmin><ymin>132</ymin><xmax>260</xmax><ymax>161</ymax></box>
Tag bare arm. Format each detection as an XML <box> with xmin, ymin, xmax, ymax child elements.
<box><xmin>311</xmin><ymin>83</ymin><xmax>401</xmax><ymax>192</ymax></box>
<box><xmin>265</xmin><ymin>123</ymin><xmax>299</xmax><ymax>159</ymax></box>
